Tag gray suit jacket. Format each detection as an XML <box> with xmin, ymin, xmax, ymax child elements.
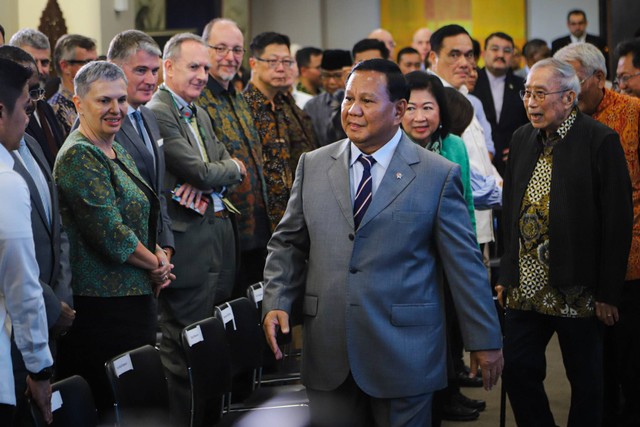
<box><xmin>12</xmin><ymin>134</ymin><xmax>72</xmax><ymax>327</ymax></box>
<box><xmin>147</xmin><ymin>88</ymin><xmax>242</xmax><ymax>289</ymax></box>
<box><xmin>263</xmin><ymin>133</ymin><xmax>502</xmax><ymax>398</ymax></box>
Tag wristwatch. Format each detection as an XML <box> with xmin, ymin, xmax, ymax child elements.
<box><xmin>28</xmin><ymin>366</ymin><xmax>53</xmax><ymax>381</ymax></box>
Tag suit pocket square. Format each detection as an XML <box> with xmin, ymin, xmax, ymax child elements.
<box><xmin>157</xmin><ymin>138</ymin><xmax>164</xmax><ymax>147</ymax></box>
<box><xmin>391</xmin><ymin>303</ymin><xmax>439</xmax><ymax>326</ymax></box>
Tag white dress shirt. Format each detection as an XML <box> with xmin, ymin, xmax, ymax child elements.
<box><xmin>486</xmin><ymin>70</ymin><xmax>506</xmax><ymax>123</ymax></box>
<box><xmin>0</xmin><ymin>143</ymin><xmax>52</xmax><ymax>406</ymax></box>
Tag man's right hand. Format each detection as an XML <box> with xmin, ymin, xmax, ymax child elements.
<box><xmin>263</xmin><ymin>310</ymin><xmax>290</xmax><ymax>360</ymax></box>
<box><xmin>232</xmin><ymin>158</ymin><xmax>247</xmax><ymax>177</ymax></box>
<box><xmin>26</xmin><ymin>377</ymin><xmax>52</xmax><ymax>424</ymax></box>
<box><xmin>51</xmin><ymin>301</ymin><xmax>75</xmax><ymax>337</ymax></box>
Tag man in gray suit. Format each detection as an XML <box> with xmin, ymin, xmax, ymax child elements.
<box><xmin>147</xmin><ymin>33</ymin><xmax>246</xmax><ymax>426</ymax></box>
<box><xmin>106</xmin><ymin>30</ymin><xmax>175</xmax><ymax>263</ymax></box>
<box><xmin>262</xmin><ymin>59</ymin><xmax>503</xmax><ymax>427</ymax></box>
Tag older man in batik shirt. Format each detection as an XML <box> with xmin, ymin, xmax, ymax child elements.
<box><xmin>198</xmin><ymin>19</ymin><xmax>271</xmax><ymax>293</ymax></box>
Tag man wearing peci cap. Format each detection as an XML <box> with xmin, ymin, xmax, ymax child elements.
<box><xmin>304</xmin><ymin>49</ymin><xmax>353</xmax><ymax>147</ymax></box>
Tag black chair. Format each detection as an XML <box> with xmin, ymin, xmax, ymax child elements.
<box><xmin>30</xmin><ymin>375</ymin><xmax>98</xmax><ymax>427</ymax></box>
<box><xmin>181</xmin><ymin>316</ymin><xmax>231</xmax><ymax>427</ymax></box>
<box><xmin>246</xmin><ymin>282</ymin><xmax>301</xmax><ymax>384</ymax></box>
<box><xmin>214</xmin><ymin>298</ymin><xmax>308</xmax><ymax>411</ymax></box>
<box><xmin>105</xmin><ymin>344</ymin><xmax>171</xmax><ymax>426</ymax></box>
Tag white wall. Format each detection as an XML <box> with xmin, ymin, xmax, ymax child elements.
<box><xmin>527</xmin><ymin>0</ymin><xmax>600</xmax><ymax>43</ymax></box>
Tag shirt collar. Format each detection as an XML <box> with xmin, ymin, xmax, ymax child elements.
<box><xmin>160</xmin><ymin>83</ymin><xmax>191</xmax><ymax>110</ymax></box>
<box><xmin>486</xmin><ymin>70</ymin><xmax>507</xmax><ymax>84</ymax></box>
<box><xmin>538</xmin><ymin>108</ymin><xmax>578</xmax><ymax>146</ymax></box>
<box><xmin>349</xmin><ymin>128</ymin><xmax>402</xmax><ymax>169</ymax></box>
<box><xmin>0</xmin><ymin>142</ymin><xmax>15</xmax><ymax>169</ymax></box>
<box><xmin>207</xmin><ymin>75</ymin><xmax>235</xmax><ymax>96</ymax></box>
<box><xmin>127</xmin><ymin>104</ymin><xmax>140</xmax><ymax>116</ymax></box>
<box><xmin>430</xmin><ymin>71</ymin><xmax>469</xmax><ymax>93</ymax></box>
<box><xmin>570</xmin><ymin>34</ymin><xmax>587</xmax><ymax>44</ymax></box>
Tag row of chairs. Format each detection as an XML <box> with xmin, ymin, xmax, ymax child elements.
<box><xmin>31</xmin><ymin>285</ymin><xmax>309</xmax><ymax>427</ymax></box>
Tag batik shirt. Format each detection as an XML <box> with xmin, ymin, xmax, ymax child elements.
<box><xmin>593</xmin><ymin>89</ymin><xmax>640</xmax><ymax>281</ymax></box>
<box><xmin>508</xmin><ymin>109</ymin><xmax>594</xmax><ymax>317</ymax></box>
<box><xmin>48</xmin><ymin>84</ymin><xmax>76</xmax><ymax>137</ymax></box>
<box><xmin>197</xmin><ymin>77</ymin><xmax>271</xmax><ymax>250</ymax></box>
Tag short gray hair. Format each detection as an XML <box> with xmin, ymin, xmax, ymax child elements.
<box><xmin>8</xmin><ymin>28</ymin><xmax>50</xmax><ymax>50</ymax></box>
<box><xmin>202</xmin><ymin>18</ymin><xmax>241</xmax><ymax>42</ymax></box>
<box><xmin>53</xmin><ymin>34</ymin><xmax>97</xmax><ymax>74</ymax></box>
<box><xmin>553</xmin><ymin>43</ymin><xmax>607</xmax><ymax>79</ymax></box>
<box><xmin>530</xmin><ymin>58</ymin><xmax>581</xmax><ymax>105</ymax></box>
<box><xmin>74</xmin><ymin>60</ymin><xmax>127</xmax><ymax>98</ymax></box>
<box><xmin>163</xmin><ymin>33</ymin><xmax>206</xmax><ymax>61</ymax></box>
<box><xmin>107</xmin><ymin>30</ymin><xmax>161</xmax><ymax>64</ymax></box>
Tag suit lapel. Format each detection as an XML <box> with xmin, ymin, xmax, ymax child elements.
<box><xmin>357</xmin><ymin>136</ymin><xmax>417</xmax><ymax>230</ymax></box>
<box><xmin>12</xmin><ymin>151</ymin><xmax>51</xmax><ymax>234</ymax></box>
<box><xmin>328</xmin><ymin>141</ymin><xmax>355</xmax><ymax>228</ymax></box>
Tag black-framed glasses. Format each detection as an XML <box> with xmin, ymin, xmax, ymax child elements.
<box><xmin>321</xmin><ymin>71</ymin><xmax>343</xmax><ymax>80</ymax></box>
<box><xmin>613</xmin><ymin>72</ymin><xmax>640</xmax><ymax>89</ymax></box>
<box><xmin>66</xmin><ymin>59</ymin><xmax>95</xmax><ymax>66</ymax></box>
<box><xmin>208</xmin><ymin>45</ymin><xmax>245</xmax><ymax>57</ymax></box>
<box><xmin>254</xmin><ymin>57</ymin><xmax>295</xmax><ymax>69</ymax></box>
<box><xmin>29</xmin><ymin>87</ymin><xmax>45</xmax><ymax>101</ymax></box>
<box><xmin>519</xmin><ymin>88</ymin><xmax>568</xmax><ymax>102</ymax></box>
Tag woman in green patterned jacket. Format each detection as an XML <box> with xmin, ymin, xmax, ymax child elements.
<box><xmin>53</xmin><ymin>61</ymin><xmax>174</xmax><ymax>417</ymax></box>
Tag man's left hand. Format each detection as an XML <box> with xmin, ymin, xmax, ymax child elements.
<box><xmin>595</xmin><ymin>301</ymin><xmax>619</xmax><ymax>326</ymax></box>
<box><xmin>469</xmin><ymin>349</ymin><xmax>503</xmax><ymax>391</ymax></box>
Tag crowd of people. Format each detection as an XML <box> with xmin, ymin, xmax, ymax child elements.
<box><xmin>1</xmin><ymin>6</ymin><xmax>640</xmax><ymax>426</ymax></box>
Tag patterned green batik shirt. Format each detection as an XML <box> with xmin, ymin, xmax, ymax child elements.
<box><xmin>508</xmin><ymin>109</ymin><xmax>594</xmax><ymax>317</ymax></box>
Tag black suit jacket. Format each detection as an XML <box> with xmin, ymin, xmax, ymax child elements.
<box><xmin>471</xmin><ymin>69</ymin><xmax>528</xmax><ymax>175</ymax></box>
<box><xmin>25</xmin><ymin>100</ymin><xmax>65</xmax><ymax>169</ymax></box>
<box><xmin>551</xmin><ymin>34</ymin><xmax>609</xmax><ymax>70</ymax></box>
<box><xmin>499</xmin><ymin>112</ymin><xmax>632</xmax><ymax>306</ymax></box>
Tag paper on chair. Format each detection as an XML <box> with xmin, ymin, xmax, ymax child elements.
<box><xmin>252</xmin><ymin>284</ymin><xmax>264</xmax><ymax>303</ymax></box>
<box><xmin>113</xmin><ymin>353</ymin><xmax>134</xmax><ymax>378</ymax></box>
<box><xmin>220</xmin><ymin>304</ymin><xmax>237</xmax><ymax>330</ymax></box>
<box><xmin>51</xmin><ymin>390</ymin><xmax>63</xmax><ymax>412</ymax></box>
<box><xmin>186</xmin><ymin>325</ymin><xmax>204</xmax><ymax>347</ymax></box>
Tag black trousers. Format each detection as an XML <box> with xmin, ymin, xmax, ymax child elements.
<box><xmin>503</xmin><ymin>308</ymin><xmax>603</xmax><ymax>427</ymax></box>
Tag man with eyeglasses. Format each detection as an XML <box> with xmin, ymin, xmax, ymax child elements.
<box><xmin>614</xmin><ymin>37</ymin><xmax>640</xmax><ymax>98</ymax></box>
<box><xmin>555</xmin><ymin>41</ymin><xmax>640</xmax><ymax>427</ymax></box>
<box><xmin>197</xmin><ymin>18</ymin><xmax>271</xmax><ymax>296</ymax></box>
<box><xmin>498</xmin><ymin>58</ymin><xmax>632</xmax><ymax>427</ymax></box>
<box><xmin>49</xmin><ymin>34</ymin><xmax>97</xmax><ymax>136</ymax></box>
<box><xmin>244</xmin><ymin>31</ymin><xmax>316</xmax><ymax>228</ymax></box>
<box><xmin>0</xmin><ymin>46</ymin><xmax>74</xmax><ymax>423</ymax></box>
<box><xmin>9</xmin><ymin>29</ymin><xmax>65</xmax><ymax>169</ymax></box>
<box><xmin>472</xmin><ymin>32</ymin><xmax>528</xmax><ymax>176</ymax></box>
<box><xmin>304</xmin><ymin>49</ymin><xmax>353</xmax><ymax>147</ymax></box>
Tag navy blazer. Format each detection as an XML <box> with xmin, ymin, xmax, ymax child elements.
<box><xmin>25</xmin><ymin>100</ymin><xmax>65</xmax><ymax>169</ymax></box>
<box><xmin>471</xmin><ymin>69</ymin><xmax>528</xmax><ymax>175</ymax></box>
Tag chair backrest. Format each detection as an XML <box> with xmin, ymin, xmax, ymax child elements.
<box><xmin>214</xmin><ymin>297</ymin><xmax>264</xmax><ymax>376</ymax></box>
<box><xmin>30</xmin><ymin>375</ymin><xmax>98</xmax><ymax>427</ymax></box>
<box><xmin>181</xmin><ymin>316</ymin><xmax>232</xmax><ymax>427</ymax></box>
<box><xmin>105</xmin><ymin>345</ymin><xmax>171</xmax><ymax>426</ymax></box>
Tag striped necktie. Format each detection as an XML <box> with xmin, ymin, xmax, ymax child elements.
<box><xmin>353</xmin><ymin>154</ymin><xmax>376</xmax><ymax>229</ymax></box>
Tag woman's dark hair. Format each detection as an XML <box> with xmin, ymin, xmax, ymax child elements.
<box><xmin>404</xmin><ymin>71</ymin><xmax>450</xmax><ymax>140</ymax></box>
<box><xmin>443</xmin><ymin>87</ymin><xmax>474</xmax><ymax>137</ymax></box>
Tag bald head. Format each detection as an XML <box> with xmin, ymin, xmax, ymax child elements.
<box><xmin>412</xmin><ymin>28</ymin><xmax>432</xmax><ymax>61</ymax></box>
<box><xmin>368</xmin><ymin>28</ymin><xmax>396</xmax><ymax>60</ymax></box>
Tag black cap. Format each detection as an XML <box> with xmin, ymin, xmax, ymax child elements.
<box><xmin>321</xmin><ymin>49</ymin><xmax>353</xmax><ymax>71</ymax></box>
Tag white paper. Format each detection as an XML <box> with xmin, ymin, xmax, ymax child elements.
<box><xmin>220</xmin><ymin>304</ymin><xmax>236</xmax><ymax>330</ymax></box>
<box><xmin>157</xmin><ymin>138</ymin><xmax>164</xmax><ymax>147</ymax></box>
<box><xmin>51</xmin><ymin>390</ymin><xmax>63</xmax><ymax>412</ymax></box>
<box><xmin>185</xmin><ymin>325</ymin><xmax>204</xmax><ymax>347</ymax></box>
<box><xmin>252</xmin><ymin>283</ymin><xmax>264</xmax><ymax>304</ymax></box>
<box><xmin>113</xmin><ymin>353</ymin><xmax>134</xmax><ymax>378</ymax></box>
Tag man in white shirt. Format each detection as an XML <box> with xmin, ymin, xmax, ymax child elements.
<box><xmin>0</xmin><ymin>58</ymin><xmax>53</xmax><ymax>425</ymax></box>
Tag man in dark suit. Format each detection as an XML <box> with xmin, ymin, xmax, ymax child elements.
<box><xmin>499</xmin><ymin>58</ymin><xmax>632</xmax><ymax>427</ymax></box>
<box><xmin>472</xmin><ymin>32</ymin><xmax>528</xmax><ymax>175</ymax></box>
<box><xmin>551</xmin><ymin>9</ymin><xmax>608</xmax><ymax>69</ymax></box>
<box><xmin>8</xmin><ymin>30</ymin><xmax>65</xmax><ymax>168</ymax></box>
<box><xmin>0</xmin><ymin>51</ymin><xmax>74</xmax><ymax>422</ymax></box>
<box><xmin>105</xmin><ymin>30</ymin><xmax>175</xmax><ymax>261</ymax></box>
<box><xmin>262</xmin><ymin>59</ymin><xmax>503</xmax><ymax>427</ymax></box>
<box><xmin>147</xmin><ymin>33</ymin><xmax>246</xmax><ymax>426</ymax></box>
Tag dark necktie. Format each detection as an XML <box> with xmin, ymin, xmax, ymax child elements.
<box><xmin>131</xmin><ymin>110</ymin><xmax>156</xmax><ymax>160</ymax></box>
<box><xmin>36</xmin><ymin>102</ymin><xmax>58</xmax><ymax>159</ymax></box>
<box><xmin>353</xmin><ymin>154</ymin><xmax>376</xmax><ymax>229</ymax></box>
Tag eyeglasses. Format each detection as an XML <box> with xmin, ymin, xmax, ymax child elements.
<box><xmin>254</xmin><ymin>57</ymin><xmax>296</xmax><ymax>68</ymax></box>
<box><xmin>519</xmin><ymin>88</ymin><xmax>568</xmax><ymax>102</ymax></box>
<box><xmin>208</xmin><ymin>45</ymin><xmax>245</xmax><ymax>57</ymax></box>
<box><xmin>66</xmin><ymin>59</ymin><xmax>95</xmax><ymax>66</ymax></box>
<box><xmin>29</xmin><ymin>87</ymin><xmax>46</xmax><ymax>101</ymax></box>
<box><xmin>613</xmin><ymin>72</ymin><xmax>640</xmax><ymax>89</ymax></box>
<box><xmin>487</xmin><ymin>45</ymin><xmax>514</xmax><ymax>55</ymax></box>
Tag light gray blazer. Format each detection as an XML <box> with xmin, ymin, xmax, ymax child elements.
<box><xmin>263</xmin><ymin>133</ymin><xmax>502</xmax><ymax>398</ymax></box>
